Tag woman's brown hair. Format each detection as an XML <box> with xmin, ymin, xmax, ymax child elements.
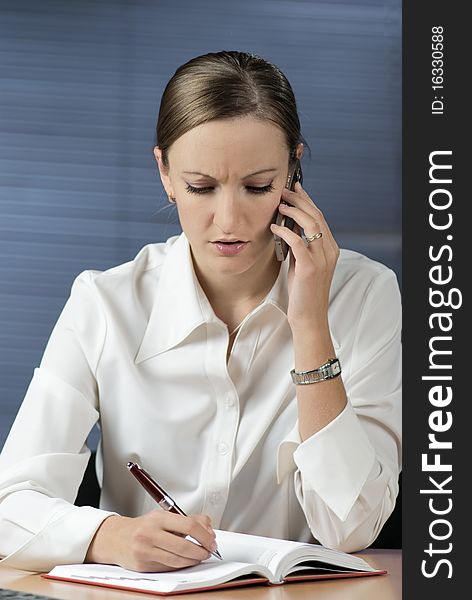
<box><xmin>156</xmin><ymin>50</ymin><xmax>308</xmax><ymax>167</ymax></box>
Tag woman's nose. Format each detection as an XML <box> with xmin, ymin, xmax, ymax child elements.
<box><xmin>213</xmin><ymin>193</ymin><xmax>243</xmax><ymax>234</ymax></box>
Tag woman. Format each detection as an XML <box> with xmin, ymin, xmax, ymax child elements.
<box><xmin>0</xmin><ymin>51</ymin><xmax>401</xmax><ymax>572</ymax></box>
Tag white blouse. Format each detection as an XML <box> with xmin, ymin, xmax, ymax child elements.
<box><xmin>0</xmin><ymin>232</ymin><xmax>402</xmax><ymax>571</ymax></box>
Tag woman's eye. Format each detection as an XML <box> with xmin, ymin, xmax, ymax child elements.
<box><xmin>185</xmin><ymin>184</ymin><xmax>212</xmax><ymax>195</ymax></box>
<box><xmin>247</xmin><ymin>183</ymin><xmax>275</xmax><ymax>194</ymax></box>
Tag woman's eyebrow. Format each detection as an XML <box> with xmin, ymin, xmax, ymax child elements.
<box><xmin>182</xmin><ymin>168</ymin><xmax>278</xmax><ymax>179</ymax></box>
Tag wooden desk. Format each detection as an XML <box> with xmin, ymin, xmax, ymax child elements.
<box><xmin>0</xmin><ymin>550</ymin><xmax>401</xmax><ymax>600</ymax></box>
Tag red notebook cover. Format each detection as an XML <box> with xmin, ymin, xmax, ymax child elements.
<box><xmin>42</xmin><ymin>568</ymin><xmax>387</xmax><ymax>596</ymax></box>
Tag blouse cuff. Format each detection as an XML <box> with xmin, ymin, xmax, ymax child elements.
<box><xmin>0</xmin><ymin>506</ymin><xmax>117</xmax><ymax>572</ymax></box>
<box><xmin>276</xmin><ymin>401</ymin><xmax>376</xmax><ymax>521</ymax></box>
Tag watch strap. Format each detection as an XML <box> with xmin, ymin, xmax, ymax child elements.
<box><xmin>290</xmin><ymin>358</ymin><xmax>341</xmax><ymax>385</ymax></box>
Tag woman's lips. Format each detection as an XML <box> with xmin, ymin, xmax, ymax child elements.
<box><xmin>211</xmin><ymin>241</ymin><xmax>248</xmax><ymax>256</ymax></box>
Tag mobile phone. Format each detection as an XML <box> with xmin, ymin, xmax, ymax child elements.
<box><xmin>273</xmin><ymin>159</ymin><xmax>303</xmax><ymax>261</ymax></box>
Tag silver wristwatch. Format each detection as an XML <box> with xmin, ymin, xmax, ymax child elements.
<box><xmin>290</xmin><ymin>358</ymin><xmax>342</xmax><ymax>385</ymax></box>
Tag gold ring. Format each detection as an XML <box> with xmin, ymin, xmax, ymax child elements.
<box><xmin>305</xmin><ymin>232</ymin><xmax>323</xmax><ymax>243</ymax></box>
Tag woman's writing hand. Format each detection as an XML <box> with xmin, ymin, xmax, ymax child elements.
<box><xmin>85</xmin><ymin>511</ymin><xmax>217</xmax><ymax>572</ymax></box>
<box><xmin>270</xmin><ymin>181</ymin><xmax>340</xmax><ymax>330</ymax></box>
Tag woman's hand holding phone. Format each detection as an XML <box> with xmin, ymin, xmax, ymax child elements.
<box><xmin>270</xmin><ymin>181</ymin><xmax>340</xmax><ymax>330</ymax></box>
<box><xmin>271</xmin><ymin>180</ymin><xmax>348</xmax><ymax>441</ymax></box>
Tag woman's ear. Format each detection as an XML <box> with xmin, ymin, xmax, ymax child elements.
<box><xmin>153</xmin><ymin>146</ymin><xmax>175</xmax><ymax>199</ymax></box>
<box><xmin>295</xmin><ymin>142</ymin><xmax>304</xmax><ymax>161</ymax></box>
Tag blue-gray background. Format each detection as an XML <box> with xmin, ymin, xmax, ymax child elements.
<box><xmin>0</xmin><ymin>0</ymin><xmax>401</xmax><ymax>447</ymax></box>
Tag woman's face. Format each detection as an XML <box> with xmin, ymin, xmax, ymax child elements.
<box><xmin>155</xmin><ymin>116</ymin><xmax>302</xmax><ymax>280</ymax></box>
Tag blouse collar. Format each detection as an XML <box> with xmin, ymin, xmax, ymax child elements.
<box><xmin>134</xmin><ymin>233</ymin><xmax>290</xmax><ymax>364</ymax></box>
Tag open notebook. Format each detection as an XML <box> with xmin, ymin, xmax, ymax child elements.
<box><xmin>44</xmin><ymin>530</ymin><xmax>386</xmax><ymax>595</ymax></box>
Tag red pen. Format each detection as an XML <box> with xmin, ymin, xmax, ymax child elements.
<box><xmin>126</xmin><ymin>461</ymin><xmax>222</xmax><ymax>560</ymax></box>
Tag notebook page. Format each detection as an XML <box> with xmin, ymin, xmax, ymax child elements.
<box><xmin>215</xmin><ymin>530</ymin><xmax>375</xmax><ymax>580</ymax></box>
<box><xmin>215</xmin><ymin>530</ymin><xmax>308</xmax><ymax>580</ymax></box>
<box><xmin>47</xmin><ymin>560</ymin><xmax>272</xmax><ymax>593</ymax></box>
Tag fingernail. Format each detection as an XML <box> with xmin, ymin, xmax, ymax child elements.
<box><xmin>211</xmin><ymin>541</ymin><xmax>218</xmax><ymax>552</ymax></box>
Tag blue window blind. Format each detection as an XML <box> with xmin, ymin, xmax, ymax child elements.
<box><xmin>0</xmin><ymin>0</ymin><xmax>401</xmax><ymax>446</ymax></box>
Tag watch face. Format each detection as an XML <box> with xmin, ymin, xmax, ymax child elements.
<box><xmin>329</xmin><ymin>360</ymin><xmax>342</xmax><ymax>377</ymax></box>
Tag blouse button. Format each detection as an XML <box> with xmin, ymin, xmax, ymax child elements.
<box><xmin>217</xmin><ymin>441</ymin><xmax>229</xmax><ymax>455</ymax></box>
<box><xmin>210</xmin><ymin>492</ymin><xmax>222</xmax><ymax>505</ymax></box>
